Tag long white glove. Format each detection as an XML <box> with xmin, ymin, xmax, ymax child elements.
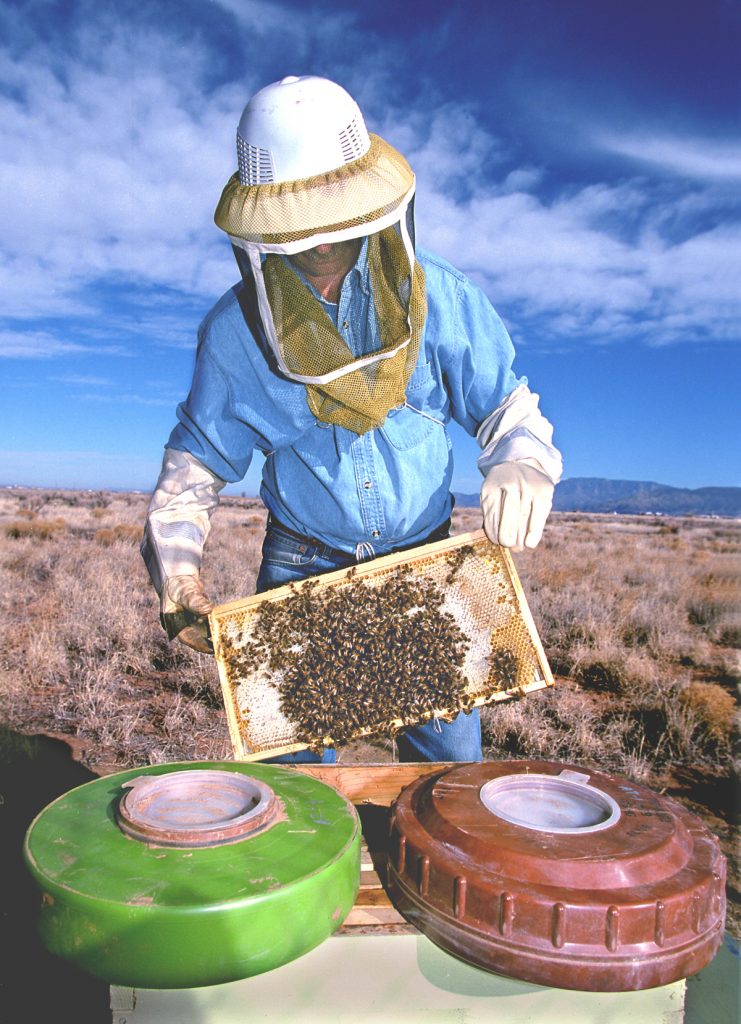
<box><xmin>476</xmin><ymin>384</ymin><xmax>562</xmax><ymax>551</ymax></box>
<box><xmin>141</xmin><ymin>448</ymin><xmax>225</xmax><ymax>652</ymax></box>
<box><xmin>481</xmin><ymin>462</ymin><xmax>554</xmax><ymax>551</ymax></box>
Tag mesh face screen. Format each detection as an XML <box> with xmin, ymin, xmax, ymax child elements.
<box><xmin>210</xmin><ymin>531</ymin><xmax>554</xmax><ymax>758</ymax></box>
<box><xmin>262</xmin><ymin>226</ymin><xmax>426</xmax><ymax>434</ymax></box>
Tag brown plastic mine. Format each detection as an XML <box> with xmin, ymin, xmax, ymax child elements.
<box><xmin>117</xmin><ymin>769</ymin><xmax>280</xmax><ymax>847</ymax></box>
<box><xmin>386</xmin><ymin>760</ymin><xmax>726</xmax><ymax>991</ymax></box>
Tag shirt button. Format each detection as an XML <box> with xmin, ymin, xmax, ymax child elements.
<box><xmin>342</xmin><ymin>320</ymin><xmax>349</xmax><ymax>330</ymax></box>
<box><xmin>363</xmin><ymin>480</ymin><xmax>373</xmax><ymax>489</ymax></box>
<box><xmin>372</xmin><ymin>530</ymin><xmax>380</xmax><ymax>538</ymax></box>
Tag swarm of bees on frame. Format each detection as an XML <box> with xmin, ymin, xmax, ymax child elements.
<box><xmin>222</xmin><ymin>550</ymin><xmax>520</xmax><ymax>753</ymax></box>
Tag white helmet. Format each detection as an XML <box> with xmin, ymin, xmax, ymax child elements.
<box><xmin>214</xmin><ymin>74</ymin><xmax>415</xmax><ymax>249</ymax></box>
<box><xmin>236</xmin><ymin>75</ymin><xmax>370</xmax><ymax>185</ymax></box>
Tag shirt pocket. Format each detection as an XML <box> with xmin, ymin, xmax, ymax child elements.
<box><xmin>379</xmin><ymin>360</ymin><xmax>444</xmax><ymax>451</ymax></box>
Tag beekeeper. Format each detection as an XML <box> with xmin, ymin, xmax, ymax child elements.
<box><xmin>142</xmin><ymin>75</ymin><xmax>562</xmax><ymax>763</ymax></box>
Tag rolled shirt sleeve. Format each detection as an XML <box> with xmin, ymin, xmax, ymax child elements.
<box><xmin>476</xmin><ymin>384</ymin><xmax>563</xmax><ymax>484</ymax></box>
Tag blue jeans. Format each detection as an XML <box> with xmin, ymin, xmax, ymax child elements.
<box><xmin>255</xmin><ymin>517</ymin><xmax>481</xmax><ymax>765</ymax></box>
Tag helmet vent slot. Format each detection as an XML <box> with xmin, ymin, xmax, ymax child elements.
<box><xmin>237</xmin><ymin>135</ymin><xmax>275</xmax><ymax>185</ymax></box>
<box><xmin>338</xmin><ymin>116</ymin><xmax>366</xmax><ymax>163</ymax></box>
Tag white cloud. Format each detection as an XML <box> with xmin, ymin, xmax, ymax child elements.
<box><xmin>77</xmin><ymin>391</ymin><xmax>181</xmax><ymax>407</ymax></box>
<box><xmin>0</xmin><ymin>20</ymin><xmax>241</xmax><ymax>319</ymax></box>
<box><xmin>51</xmin><ymin>373</ymin><xmax>114</xmax><ymax>386</ymax></box>
<box><xmin>408</xmin><ymin>118</ymin><xmax>740</xmax><ymax>347</ymax></box>
<box><xmin>0</xmin><ymin>0</ymin><xmax>738</xmax><ymax>360</ymax></box>
<box><xmin>596</xmin><ymin>133</ymin><xmax>741</xmax><ymax>182</ymax></box>
<box><xmin>0</xmin><ymin>329</ymin><xmax>130</xmax><ymax>359</ymax></box>
<box><xmin>383</xmin><ymin>103</ymin><xmax>508</xmax><ymax>192</ymax></box>
<box><xmin>210</xmin><ymin>0</ymin><xmax>352</xmax><ymax>41</ymax></box>
<box><xmin>499</xmin><ymin>167</ymin><xmax>545</xmax><ymax>194</ymax></box>
<box><xmin>640</xmin><ymin>224</ymin><xmax>741</xmax><ymax>344</ymax></box>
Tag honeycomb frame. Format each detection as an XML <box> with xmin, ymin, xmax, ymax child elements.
<box><xmin>210</xmin><ymin>530</ymin><xmax>554</xmax><ymax>759</ymax></box>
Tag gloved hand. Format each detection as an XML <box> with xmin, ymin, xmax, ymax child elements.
<box><xmin>480</xmin><ymin>463</ymin><xmax>554</xmax><ymax>551</ymax></box>
<box><xmin>162</xmin><ymin>575</ymin><xmax>214</xmax><ymax>654</ymax></box>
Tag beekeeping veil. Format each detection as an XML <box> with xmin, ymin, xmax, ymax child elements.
<box><xmin>214</xmin><ymin>75</ymin><xmax>426</xmax><ymax>435</ymax></box>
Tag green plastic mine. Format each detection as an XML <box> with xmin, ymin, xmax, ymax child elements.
<box><xmin>23</xmin><ymin>761</ymin><xmax>360</xmax><ymax>988</ymax></box>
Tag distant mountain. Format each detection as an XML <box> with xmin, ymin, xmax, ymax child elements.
<box><xmin>454</xmin><ymin>478</ymin><xmax>741</xmax><ymax>517</ymax></box>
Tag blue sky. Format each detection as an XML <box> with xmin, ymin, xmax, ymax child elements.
<box><xmin>1</xmin><ymin>0</ymin><xmax>739</xmax><ymax>495</ymax></box>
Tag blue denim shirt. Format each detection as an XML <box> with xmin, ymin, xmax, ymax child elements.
<box><xmin>168</xmin><ymin>246</ymin><xmax>522</xmax><ymax>554</ymax></box>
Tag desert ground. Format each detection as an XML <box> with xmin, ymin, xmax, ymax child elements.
<box><xmin>0</xmin><ymin>486</ymin><xmax>738</xmax><ymax>934</ymax></box>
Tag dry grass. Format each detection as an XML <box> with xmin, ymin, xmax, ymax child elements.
<box><xmin>0</xmin><ymin>488</ymin><xmax>239</xmax><ymax>771</ymax></box>
<box><xmin>496</xmin><ymin>513</ymin><xmax>740</xmax><ymax>776</ymax></box>
<box><xmin>0</xmin><ymin>491</ymin><xmax>736</xmax><ymax>777</ymax></box>
<box><xmin>0</xmin><ymin>488</ymin><xmax>738</xmax><ymax>929</ymax></box>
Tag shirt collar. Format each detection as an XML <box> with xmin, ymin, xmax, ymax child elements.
<box><xmin>282</xmin><ymin>236</ymin><xmax>371</xmax><ymax>303</ymax></box>
<box><xmin>353</xmin><ymin>236</ymin><xmax>371</xmax><ymax>296</ymax></box>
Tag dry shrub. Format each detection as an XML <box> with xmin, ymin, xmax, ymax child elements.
<box><xmin>575</xmin><ymin>644</ymin><xmax>671</xmax><ymax>700</ymax></box>
<box><xmin>451</xmin><ymin>506</ymin><xmax>483</xmax><ymax>533</ymax></box>
<box><xmin>0</xmin><ymin>523</ymin><xmax>226</xmax><ymax>770</ymax></box>
<box><xmin>573</xmin><ymin>652</ymin><xmax>627</xmax><ymax>693</ymax></box>
<box><xmin>688</xmin><ymin>584</ymin><xmax>741</xmax><ymax>649</ymax></box>
<box><xmin>483</xmin><ymin>665</ymin><xmax>736</xmax><ymax>782</ymax></box>
<box><xmin>17</xmin><ymin>494</ymin><xmax>47</xmax><ymax>514</ymax></box>
<box><xmin>618</xmin><ymin>674</ymin><xmax>690</xmax><ymax>765</ymax></box>
<box><xmin>94</xmin><ymin>524</ymin><xmax>142</xmax><ymax>546</ymax></box>
<box><xmin>658</xmin><ymin>524</ymin><xmax>680</xmax><ymax>536</ymax></box>
<box><xmin>92</xmin><ymin>507</ymin><xmax>109</xmax><ymax>519</ymax></box>
<box><xmin>5</xmin><ymin>518</ymin><xmax>67</xmax><ymax>540</ymax></box>
<box><xmin>717</xmin><ymin>623</ymin><xmax>741</xmax><ymax>649</ymax></box>
<box><xmin>519</xmin><ymin>515</ymin><xmax>737</xmax><ymax>673</ymax></box>
<box><xmin>678</xmin><ymin>682</ymin><xmax>737</xmax><ymax>746</ymax></box>
<box><xmin>481</xmin><ymin>683</ymin><xmax>650</xmax><ymax>780</ymax></box>
<box><xmin>202</xmin><ymin>515</ymin><xmax>264</xmax><ymax>604</ymax></box>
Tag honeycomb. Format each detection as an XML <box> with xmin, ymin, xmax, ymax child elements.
<box><xmin>210</xmin><ymin>530</ymin><xmax>553</xmax><ymax>757</ymax></box>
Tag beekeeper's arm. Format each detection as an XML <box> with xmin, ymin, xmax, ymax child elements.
<box><xmin>437</xmin><ymin>271</ymin><xmax>562</xmax><ymax>551</ymax></box>
<box><xmin>141</xmin><ymin>448</ymin><xmax>226</xmax><ymax>653</ymax></box>
<box><xmin>477</xmin><ymin>384</ymin><xmax>562</xmax><ymax>551</ymax></box>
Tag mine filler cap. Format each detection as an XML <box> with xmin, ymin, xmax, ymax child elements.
<box><xmin>386</xmin><ymin>758</ymin><xmax>727</xmax><ymax>992</ymax></box>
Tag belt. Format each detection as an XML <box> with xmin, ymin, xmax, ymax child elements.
<box><xmin>266</xmin><ymin>514</ymin><xmax>452</xmax><ymax>563</ymax></box>
<box><xmin>266</xmin><ymin>514</ymin><xmax>355</xmax><ymax>563</ymax></box>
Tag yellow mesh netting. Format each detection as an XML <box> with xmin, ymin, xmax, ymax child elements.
<box><xmin>214</xmin><ymin>135</ymin><xmax>414</xmax><ymax>244</ymax></box>
<box><xmin>210</xmin><ymin>531</ymin><xmax>554</xmax><ymax>758</ymax></box>
<box><xmin>263</xmin><ymin>227</ymin><xmax>426</xmax><ymax>434</ymax></box>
